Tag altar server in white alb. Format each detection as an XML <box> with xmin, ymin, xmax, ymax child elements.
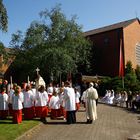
<box><xmin>0</xmin><ymin>87</ymin><xmax>9</xmax><ymax>119</ymax></box>
<box><xmin>63</xmin><ymin>81</ymin><xmax>76</xmax><ymax>124</ymax></box>
<box><xmin>47</xmin><ymin>82</ymin><xmax>54</xmax><ymax>100</ymax></box>
<box><xmin>35</xmin><ymin>85</ymin><xmax>48</xmax><ymax>124</ymax></box>
<box><xmin>12</xmin><ymin>86</ymin><xmax>24</xmax><ymax>124</ymax></box>
<box><xmin>49</xmin><ymin>89</ymin><xmax>60</xmax><ymax>119</ymax></box>
<box><xmin>85</xmin><ymin>82</ymin><xmax>98</xmax><ymax>124</ymax></box>
<box><xmin>23</xmin><ymin>85</ymin><xmax>35</xmax><ymax>119</ymax></box>
<box><xmin>8</xmin><ymin>83</ymin><xmax>17</xmax><ymax>116</ymax></box>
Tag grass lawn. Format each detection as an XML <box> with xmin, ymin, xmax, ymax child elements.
<box><xmin>0</xmin><ymin>117</ymin><xmax>40</xmax><ymax>140</ymax></box>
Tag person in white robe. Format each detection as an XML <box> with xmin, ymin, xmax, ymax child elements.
<box><xmin>113</xmin><ymin>92</ymin><xmax>122</xmax><ymax>105</ymax></box>
<box><xmin>102</xmin><ymin>90</ymin><xmax>111</xmax><ymax>104</ymax></box>
<box><xmin>59</xmin><ymin>87</ymin><xmax>66</xmax><ymax>120</ymax></box>
<box><xmin>75</xmin><ymin>87</ymin><xmax>81</xmax><ymax>111</ymax></box>
<box><xmin>47</xmin><ymin>82</ymin><xmax>53</xmax><ymax>98</ymax></box>
<box><xmin>0</xmin><ymin>87</ymin><xmax>9</xmax><ymax>119</ymax></box>
<box><xmin>120</xmin><ymin>91</ymin><xmax>128</xmax><ymax>107</ymax></box>
<box><xmin>35</xmin><ymin>85</ymin><xmax>48</xmax><ymax>124</ymax></box>
<box><xmin>12</xmin><ymin>86</ymin><xmax>24</xmax><ymax>124</ymax></box>
<box><xmin>81</xmin><ymin>90</ymin><xmax>86</xmax><ymax>108</ymax></box>
<box><xmin>49</xmin><ymin>90</ymin><xmax>60</xmax><ymax>119</ymax></box>
<box><xmin>63</xmin><ymin>81</ymin><xmax>76</xmax><ymax>124</ymax></box>
<box><xmin>23</xmin><ymin>85</ymin><xmax>35</xmax><ymax>119</ymax></box>
<box><xmin>85</xmin><ymin>82</ymin><xmax>98</xmax><ymax>124</ymax></box>
<box><xmin>108</xmin><ymin>90</ymin><xmax>115</xmax><ymax>104</ymax></box>
<box><xmin>8</xmin><ymin>83</ymin><xmax>17</xmax><ymax>116</ymax></box>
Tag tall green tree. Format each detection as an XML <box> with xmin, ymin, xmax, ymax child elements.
<box><xmin>10</xmin><ymin>5</ymin><xmax>92</xmax><ymax>83</ymax></box>
<box><xmin>135</xmin><ymin>65</ymin><xmax>140</xmax><ymax>81</ymax></box>
<box><xmin>0</xmin><ymin>0</ymin><xmax>8</xmax><ymax>32</ymax></box>
<box><xmin>0</xmin><ymin>42</ymin><xmax>9</xmax><ymax>66</ymax></box>
<box><xmin>124</xmin><ymin>61</ymin><xmax>139</xmax><ymax>91</ymax></box>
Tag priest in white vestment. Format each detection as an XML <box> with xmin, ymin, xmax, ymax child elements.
<box><xmin>85</xmin><ymin>82</ymin><xmax>98</xmax><ymax>124</ymax></box>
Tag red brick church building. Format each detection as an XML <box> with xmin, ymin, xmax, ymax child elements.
<box><xmin>84</xmin><ymin>18</ymin><xmax>140</xmax><ymax>77</ymax></box>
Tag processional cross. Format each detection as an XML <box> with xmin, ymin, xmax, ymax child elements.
<box><xmin>36</xmin><ymin>67</ymin><xmax>40</xmax><ymax>75</ymax></box>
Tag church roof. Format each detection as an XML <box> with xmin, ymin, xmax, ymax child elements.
<box><xmin>84</xmin><ymin>18</ymin><xmax>139</xmax><ymax>36</ymax></box>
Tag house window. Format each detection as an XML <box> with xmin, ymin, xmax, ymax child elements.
<box><xmin>135</xmin><ymin>42</ymin><xmax>140</xmax><ymax>65</ymax></box>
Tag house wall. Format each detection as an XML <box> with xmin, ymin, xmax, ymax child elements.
<box><xmin>88</xmin><ymin>29</ymin><xmax>122</xmax><ymax>76</ymax></box>
<box><xmin>123</xmin><ymin>20</ymin><xmax>140</xmax><ymax>68</ymax></box>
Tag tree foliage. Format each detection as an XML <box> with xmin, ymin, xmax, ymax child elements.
<box><xmin>10</xmin><ymin>5</ymin><xmax>92</xmax><ymax>83</ymax></box>
<box><xmin>135</xmin><ymin>65</ymin><xmax>140</xmax><ymax>81</ymax></box>
<box><xmin>99</xmin><ymin>61</ymin><xmax>140</xmax><ymax>94</ymax></box>
<box><xmin>0</xmin><ymin>0</ymin><xmax>8</xmax><ymax>32</ymax></box>
<box><xmin>0</xmin><ymin>42</ymin><xmax>9</xmax><ymax>65</ymax></box>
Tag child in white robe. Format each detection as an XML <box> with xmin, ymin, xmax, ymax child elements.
<box><xmin>0</xmin><ymin>87</ymin><xmax>9</xmax><ymax>119</ymax></box>
<box><xmin>49</xmin><ymin>90</ymin><xmax>60</xmax><ymax>119</ymax></box>
<box><xmin>59</xmin><ymin>87</ymin><xmax>66</xmax><ymax>120</ymax></box>
<box><xmin>12</xmin><ymin>86</ymin><xmax>24</xmax><ymax>124</ymax></box>
<box><xmin>35</xmin><ymin>85</ymin><xmax>48</xmax><ymax>123</ymax></box>
<box><xmin>23</xmin><ymin>85</ymin><xmax>35</xmax><ymax>119</ymax></box>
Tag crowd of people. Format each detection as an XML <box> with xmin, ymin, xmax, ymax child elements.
<box><xmin>101</xmin><ymin>89</ymin><xmax>140</xmax><ymax>110</ymax></box>
<box><xmin>0</xmin><ymin>76</ymin><xmax>99</xmax><ymax>125</ymax></box>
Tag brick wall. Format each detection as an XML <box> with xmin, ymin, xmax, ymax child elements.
<box><xmin>123</xmin><ymin>20</ymin><xmax>140</xmax><ymax>68</ymax></box>
<box><xmin>87</xmin><ymin>29</ymin><xmax>122</xmax><ymax>76</ymax></box>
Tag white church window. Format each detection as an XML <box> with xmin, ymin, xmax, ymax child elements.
<box><xmin>136</xmin><ymin>42</ymin><xmax>140</xmax><ymax>65</ymax></box>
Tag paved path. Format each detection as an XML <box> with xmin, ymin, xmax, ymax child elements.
<box><xmin>17</xmin><ymin>103</ymin><xmax>140</xmax><ymax>140</ymax></box>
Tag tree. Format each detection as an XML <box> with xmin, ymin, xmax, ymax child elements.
<box><xmin>0</xmin><ymin>41</ymin><xmax>6</xmax><ymax>55</ymax></box>
<box><xmin>10</xmin><ymin>5</ymin><xmax>92</xmax><ymax>83</ymax></box>
<box><xmin>124</xmin><ymin>61</ymin><xmax>139</xmax><ymax>91</ymax></box>
<box><xmin>0</xmin><ymin>0</ymin><xmax>8</xmax><ymax>32</ymax></box>
<box><xmin>125</xmin><ymin>61</ymin><xmax>133</xmax><ymax>74</ymax></box>
<box><xmin>0</xmin><ymin>42</ymin><xmax>9</xmax><ymax>65</ymax></box>
<box><xmin>135</xmin><ymin>65</ymin><xmax>140</xmax><ymax>81</ymax></box>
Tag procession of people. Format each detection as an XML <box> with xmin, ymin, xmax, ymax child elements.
<box><xmin>0</xmin><ymin>73</ymin><xmax>99</xmax><ymax>125</ymax></box>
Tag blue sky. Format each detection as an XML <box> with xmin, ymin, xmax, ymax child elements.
<box><xmin>0</xmin><ymin>0</ymin><xmax>140</xmax><ymax>47</ymax></box>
